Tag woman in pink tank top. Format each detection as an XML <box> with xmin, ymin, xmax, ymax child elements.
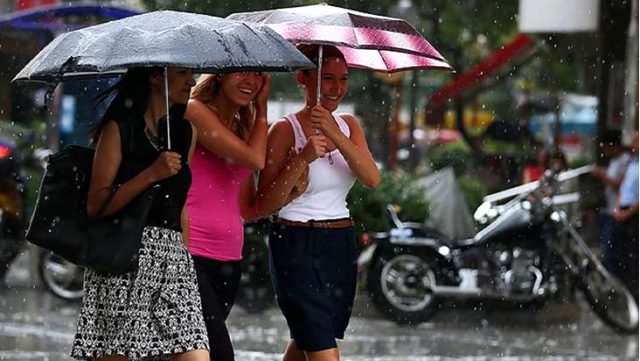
<box><xmin>184</xmin><ymin>71</ymin><xmax>270</xmax><ymax>361</ymax></box>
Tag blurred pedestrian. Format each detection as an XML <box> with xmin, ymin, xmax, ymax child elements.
<box><xmin>256</xmin><ymin>45</ymin><xmax>380</xmax><ymax>361</ymax></box>
<box><xmin>522</xmin><ymin>143</ymin><xmax>547</xmax><ymax>183</ymax></box>
<box><xmin>591</xmin><ymin>130</ymin><xmax>630</xmax><ymax>274</ymax></box>
<box><xmin>71</xmin><ymin>67</ymin><xmax>209</xmax><ymax>360</ymax></box>
<box><xmin>613</xmin><ymin>131</ymin><xmax>639</xmax><ymax>300</ymax></box>
<box><xmin>548</xmin><ymin>150</ymin><xmax>567</xmax><ymax>173</ymax></box>
<box><xmin>184</xmin><ymin>71</ymin><xmax>270</xmax><ymax>361</ymax></box>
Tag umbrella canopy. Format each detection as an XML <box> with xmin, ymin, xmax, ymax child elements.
<box><xmin>228</xmin><ymin>3</ymin><xmax>452</xmax><ymax>73</ymax></box>
<box><xmin>339</xmin><ymin>47</ymin><xmax>452</xmax><ymax>73</ymax></box>
<box><xmin>13</xmin><ymin>10</ymin><xmax>315</xmax><ymax>83</ymax></box>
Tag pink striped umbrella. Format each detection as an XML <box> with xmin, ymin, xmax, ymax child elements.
<box><xmin>227</xmin><ymin>4</ymin><xmax>453</xmax><ymax>73</ymax></box>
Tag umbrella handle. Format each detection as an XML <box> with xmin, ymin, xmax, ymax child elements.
<box><xmin>315</xmin><ymin>46</ymin><xmax>323</xmax><ymax>135</ymax></box>
<box><xmin>316</xmin><ymin>45</ymin><xmax>323</xmax><ymax>106</ymax></box>
<box><xmin>164</xmin><ymin>67</ymin><xmax>171</xmax><ymax>151</ymax></box>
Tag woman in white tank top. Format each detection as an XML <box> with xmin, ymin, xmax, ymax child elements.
<box><xmin>255</xmin><ymin>45</ymin><xmax>380</xmax><ymax>361</ymax></box>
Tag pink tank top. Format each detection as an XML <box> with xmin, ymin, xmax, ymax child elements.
<box><xmin>187</xmin><ymin>143</ymin><xmax>252</xmax><ymax>261</ymax></box>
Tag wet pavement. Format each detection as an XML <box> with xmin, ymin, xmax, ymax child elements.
<box><xmin>0</xmin><ymin>250</ymin><xmax>638</xmax><ymax>361</ymax></box>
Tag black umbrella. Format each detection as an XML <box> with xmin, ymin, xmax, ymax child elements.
<box><xmin>13</xmin><ymin>10</ymin><xmax>314</xmax><ymax>83</ymax></box>
<box><xmin>13</xmin><ymin>10</ymin><xmax>314</xmax><ymax>148</ymax></box>
<box><xmin>13</xmin><ymin>11</ymin><xmax>314</xmax><ymax>82</ymax></box>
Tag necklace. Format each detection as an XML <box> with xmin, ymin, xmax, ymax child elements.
<box><xmin>144</xmin><ymin>126</ymin><xmax>161</xmax><ymax>151</ymax></box>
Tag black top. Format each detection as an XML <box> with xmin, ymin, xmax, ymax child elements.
<box><xmin>113</xmin><ymin>105</ymin><xmax>192</xmax><ymax>231</ymax></box>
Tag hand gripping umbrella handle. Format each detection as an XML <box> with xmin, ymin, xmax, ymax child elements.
<box><xmin>164</xmin><ymin>67</ymin><xmax>172</xmax><ymax>151</ymax></box>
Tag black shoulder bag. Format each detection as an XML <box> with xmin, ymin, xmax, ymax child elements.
<box><xmin>26</xmin><ymin>121</ymin><xmax>159</xmax><ymax>274</ymax></box>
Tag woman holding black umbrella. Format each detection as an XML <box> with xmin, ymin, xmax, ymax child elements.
<box><xmin>255</xmin><ymin>45</ymin><xmax>380</xmax><ymax>361</ymax></box>
<box><xmin>71</xmin><ymin>67</ymin><xmax>209</xmax><ymax>360</ymax></box>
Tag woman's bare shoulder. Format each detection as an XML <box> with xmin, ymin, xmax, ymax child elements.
<box><xmin>267</xmin><ymin>118</ymin><xmax>295</xmax><ymax>148</ymax></box>
<box><xmin>185</xmin><ymin>99</ymin><xmax>214</xmax><ymax>120</ymax></box>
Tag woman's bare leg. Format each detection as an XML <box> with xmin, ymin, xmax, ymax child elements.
<box><xmin>171</xmin><ymin>349</ymin><xmax>210</xmax><ymax>361</ymax></box>
<box><xmin>306</xmin><ymin>348</ymin><xmax>340</xmax><ymax>361</ymax></box>
<box><xmin>283</xmin><ymin>339</ymin><xmax>306</xmax><ymax>361</ymax></box>
<box><xmin>93</xmin><ymin>356</ymin><xmax>127</xmax><ymax>361</ymax></box>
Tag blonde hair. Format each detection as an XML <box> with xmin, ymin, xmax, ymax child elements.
<box><xmin>190</xmin><ymin>74</ymin><xmax>255</xmax><ymax>141</ymax></box>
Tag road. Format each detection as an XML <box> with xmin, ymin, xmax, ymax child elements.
<box><xmin>0</xmin><ymin>251</ymin><xmax>637</xmax><ymax>361</ymax></box>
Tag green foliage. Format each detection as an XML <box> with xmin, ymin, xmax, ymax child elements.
<box><xmin>347</xmin><ymin>171</ymin><xmax>429</xmax><ymax>237</ymax></box>
<box><xmin>482</xmin><ymin>138</ymin><xmax>532</xmax><ymax>161</ymax></box>
<box><xmin>418</xmin><ymin>0</ymin><xmax>520</xmax><ymax>67</ymax></box>
<box><xmin>568</xmin><ymin>156</ymin><xmax>593</xmax><ymax>169</ymax></box>
<box><xmin>427</xmin><ymin>141</ymin><xmax>473</xmax><ymax>175</ymax></box>
<box><xmin>457</xmin><ymin>175</ymin><xmax>487</xmax><ymax>213</ymax></box>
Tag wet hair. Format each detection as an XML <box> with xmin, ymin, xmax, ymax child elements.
<box><xmin>91</xmin><ymin>67</ymin><xmax>160</xmax><ymax>143</ymax></box>
<box><xmin>190</xmin><ymin>73</ymin><xmax>255</xmax><ymax>141</ymax></box>
<box><xmin>296</xmin><ymin>44</ymin><xmax>346</xmax><ymax>75</ymax></box>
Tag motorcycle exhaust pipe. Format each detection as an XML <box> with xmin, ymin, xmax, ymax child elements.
<box><xmin>431</xmin><ymin>285</ymin><xmax>484</xmax><ymax>298</ymax></box>
<box><xmin>430</xmin><ymin>286</ymin><xmax>542</xmax><ymax>301</ymax></box>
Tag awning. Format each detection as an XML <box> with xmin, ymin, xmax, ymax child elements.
<box><xmin>0</xmin><ymin>2</ymin><xmax>141</xmax><ymax>33</ymax></box>
<box><xmin>427</xmin><ymin>34</ymin><xmax>539</xmax><ymax>110</ymax></box>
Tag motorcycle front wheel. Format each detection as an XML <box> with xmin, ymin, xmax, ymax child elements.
<box><xmin>39</xmin><ymin>251</ymin><xmax>84</xmax><ymax>301</ymax></box>
<box><xmin>579</xmin><ymin>259</ymin><xmax>638</xmax><ymax>334</ymax></box>
<box><xmin>368</xmin><ymin>248</ymin><xmax>441</xmax><ymax>325</ymax></box>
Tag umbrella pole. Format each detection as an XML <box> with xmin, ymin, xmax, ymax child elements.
<box><xmin>164</xmin><ymin>67</ymin><xmax>171</xmax><ymax>150</ymax></box>
<box><xmin>316</xmin><ymin>45</ymin><xmax>323</xmax><ymax>105</ymax></box>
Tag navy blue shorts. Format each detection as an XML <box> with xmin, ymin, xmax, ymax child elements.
<box><xmin>268</xmin><ymin>222</ymin><xmax>358</xmax><ymax>352</ymax></box>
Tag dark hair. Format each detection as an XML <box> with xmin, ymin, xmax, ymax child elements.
<box><xmin>601</xmin><ymin>129</ymin><xmax>622</xmax><ymax>145</ymax></box>
<box><xmin>524</xmin><ymin>141</ymin><xmax>546</xmax><ymax>165</ymax></box>
<box><xmin>548</xmin><ymin>150</ymin><xmax>567</xmax><ymax>169</ymax></box>
<box><xmin>91</xmin><ymin>67</ymin><xmax>159</xmax><ymax>143</ymax></box>
<box><xmin>296</xmin><ymin>44</ymin><xmax>346</xmax><ymax>74</ymax></box>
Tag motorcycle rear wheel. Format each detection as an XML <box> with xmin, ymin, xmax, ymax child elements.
<box><xmin>39</xmin><ymin>251</ymin><xmax>84</xmax><ymax>301</ymax></box>
<box><xmin>368</xmin><ymin>248</ymin><xmax>441</xmax><ymax>325</ymax></box>
<box><xmin>579</xmin><ymin>259</ymin><xmax>638</xmax><ymax>334</ymax></box>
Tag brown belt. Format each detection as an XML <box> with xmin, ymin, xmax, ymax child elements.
<box><xmin>275</xmin><ymin>218</ymin><xmax>354</xmax><ymax>229</ymax></box>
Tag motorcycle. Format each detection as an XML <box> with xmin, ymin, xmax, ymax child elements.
<box><xmin>0</xmin><ymin>133</ymin><xmax>51</xmax><ymax>283</ymax></box>
<box><xmin>39</xmin><ymin>221</ymin><xmax>276</xmax><ymax>313</ymax></box>
<box><xmin>0</xmin><ymin>137</ymin><xmax>25</xmax><ymax>282</ymax></box>
<box><xmin>359</xmin><ymin>166</ymin><xmax>639</xmax><ymax>333</ymax></box>
<box><xmin>39</xmin><ymin>249</ymin><xmax>84</xmax><ymax>299</ymax></box>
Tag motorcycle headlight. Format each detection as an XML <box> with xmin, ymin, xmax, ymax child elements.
<box><xmin>438</xmin><ymin>246</ymin><xmax>451</xmax><ymax>257</ymax></box>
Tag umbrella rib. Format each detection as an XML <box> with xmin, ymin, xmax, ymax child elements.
<box><xmin>242</xmin><ymin>23</ymin><xmax>270</xmax><ymax>69</ymax></box>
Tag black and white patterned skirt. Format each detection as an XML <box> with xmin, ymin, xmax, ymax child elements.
<box><xmin>71</xmin><ymin>226</ymin><xmax>209</xmax><ymax>360</ymax></box>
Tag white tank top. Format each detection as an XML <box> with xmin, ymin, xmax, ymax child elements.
<box><xmin>278</xmin><ymin>113</ymin><xmax>356</xmax><ymax>222</ymax></box>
